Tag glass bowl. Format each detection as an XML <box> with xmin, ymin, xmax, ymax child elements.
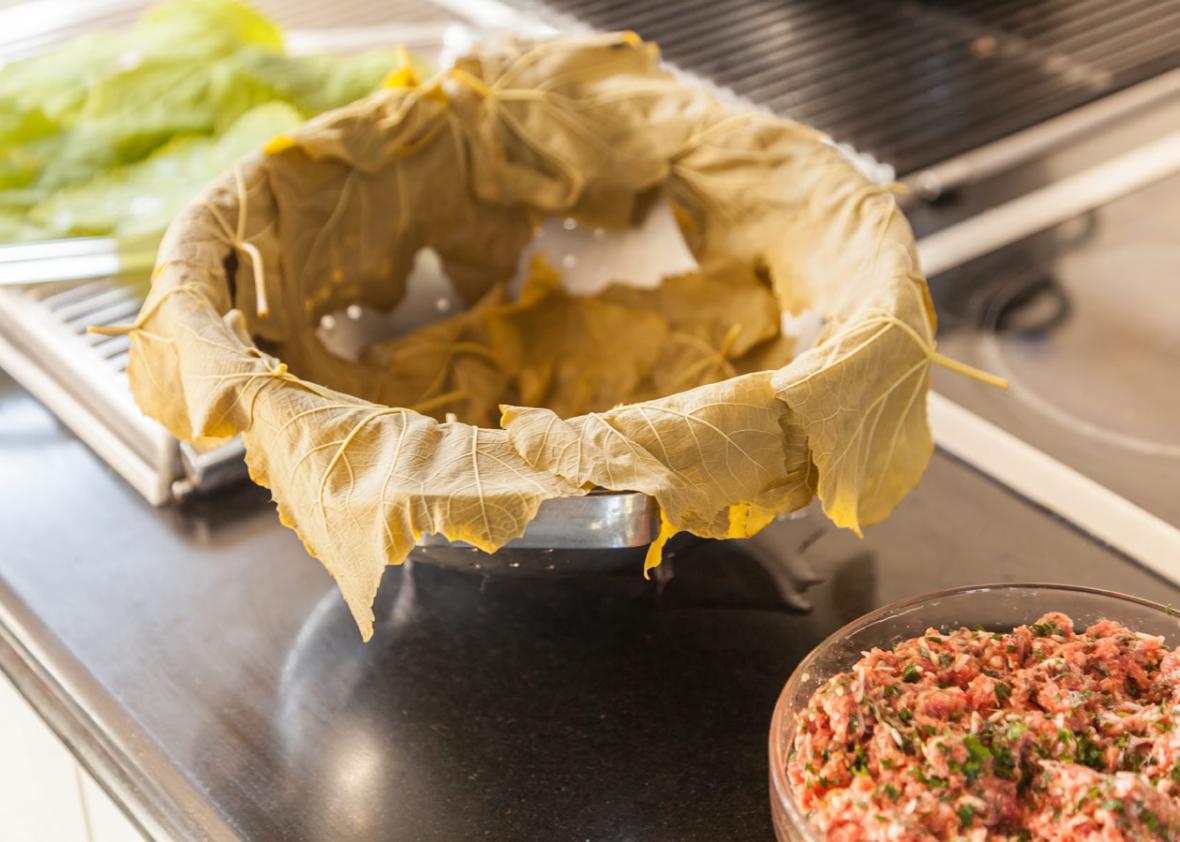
<box><xmin>767</xmin><ymin>583</ymin><xmax>1180</xmax><ymax>841</ymax></box>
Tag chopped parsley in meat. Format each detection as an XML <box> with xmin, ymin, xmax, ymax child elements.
<box><xmin>786</xmin><ymin>613</ymin><xmax>1180</xmax><ymax>840</ymax></box>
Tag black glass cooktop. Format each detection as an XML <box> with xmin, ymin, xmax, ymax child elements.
<box><xmin>3</xmin><ymin>364</ymin><xmax>1177</xmax><ymax>842</ymax></box>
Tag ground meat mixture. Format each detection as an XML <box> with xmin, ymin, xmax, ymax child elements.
<box><xmin>786</xmin><ymin>613</ymin><xmax>1180</xmax><ymax>840</ymax></box>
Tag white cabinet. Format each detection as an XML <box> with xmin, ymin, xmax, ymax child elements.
<box><xmin>79</xmin><ymin>768</ymin><xmax>147</xmax><ymax>842</ymax></box>
<box><xmin>0</xmin><ymin>670</ymin><xmax>89</xmax><ymax>841</ymax></box>
<box><xmin>0</xmin><ymin>670</ymin><xmax>146</xmax><ymax>842</ymax></box>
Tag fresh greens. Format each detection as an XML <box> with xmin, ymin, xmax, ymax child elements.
<box><xmin>28</xmin><ymin>103</ymin><xmax>304</xmax><ymax>239</ymax></box>
<box><xmin>0</xmin><ymin>0</ymin><xmax>400</xmax><ymax>242</ymax></box>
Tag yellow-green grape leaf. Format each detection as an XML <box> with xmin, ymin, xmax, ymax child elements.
<box><xmin>767</xmin><ymin>167</ymin><xmax>935</xmax><ymax>535</ymax></box>
<box><xmin>120</xmin><ymin>34</ymin><xmax>959</xmax><ymax>639</ymax></box>
<box><xmin>447</xmin><ymin>33</ymin><xmax>719</xmax><ymax>227</ymax></box>
<box><xmin>600</xmin><ymin>265</ymin><xmax>780</xmax><ymax>355</ymax></box>
<box><xmin>362</xmin><ymin>285</ymin><xmax>512</xmax><ymax>426</ymax></box>
<box><xmin>126</xmin><ymin>263</ymin><xmax>583</xmax><ymax>641</ymax></box>
<box><xmin>483</xmin><ymin>257</ymin><xmax>669</xmax><ymax>417</ymax></box>
<box><xmin>772</xmin><ymin>276</ymin><xmax>934</xmax><ymax>536</ymax></box>
<box><xmin>731</xmin><ymin>332</ymin><xmax>797</xmax><ymax>375</ymax></box>
<box><xmin>242</xmin><ymin>394</ymin><xmax>583</xmax><ymax>640</ymax></box>
<box><xmin>502</xmin><ymin>371</ymin><xmax>815</xmax><ymax>571</ymax></box>
<box><xmin>667</xmin><ymin>113</ymin><xmax>830</xmax><ymax>295</ymax></box>
<box><xmin>258</xmin><ymin>89</ymin><xmax>534</xmax><ymax>353</ymax></box>
<box><xmin>600</xmin><ymin>264</ymin><xmax>785</xmax><ymax>395</ymax></box>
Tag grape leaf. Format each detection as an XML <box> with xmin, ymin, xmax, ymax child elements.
<box><xmin>126</xmin><ymin>268</ymin><xmax>582</xmax><ymax>639</ymax></box>
<box><xmin>767</xmin><ymin>172</ymin><xmax>936</xmax><ymax>535</ymax></box>
<box><xmin>666</xmin><ymin>101</ymin><xmax>939</xmax><ymax>534</ymax></box>
<box><xmin>731</xmin><ymin>332</ymin><xmax>796</xmax><ymax>375</ymax></box>
<box><xmin>241</xmin><ymin>391</ymin><xmax>583</xmax><ymax>639</ymax></box>
<box><xmin>122</xmin><ymin>33</ymin><xmax>963</xmax><ymax>639</ymax></box>
<box><xmin>599</xmin><ymin>264</ymin><xmax>783</xmax><ymax>395</ymax></box>
<box><xmin>362</xmin><ymin>284</ymin><xmax>512</xmax><ymax>427</ymax></box>
<box><xmin>666</xmin><ymin>115</ymin><xmax>829</xmax><ymax>283</ymax></box>
<box><xmin>502</xmin><ymin>371</ymin><xmax>814</xmax><ymax>556</ymax></box>
<box><xmin>482</xmin><ymin>256</ymin><xmax>669</xmax><ymax>417</ymax></box>
<box><xmin>600</xmin><ymin>264</ymin><xmax>779</xmax><ymax>355</ymax></box>
<box><xmin>447</xmin><ymin>32</ymin><xmax>719</xmax><ymax>227</ymax></box>
<box><xmin>356</xmin><ymin>260</ymin><xmax>786</xmax><ymax>424</ymax></box>
<box><xmin>254</xmin><ymin>90</ymin><xmax>534</xmax><ymax>354</ymax></box>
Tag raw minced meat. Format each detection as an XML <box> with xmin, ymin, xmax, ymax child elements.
<box><xmin>786</xmin><ymin>612</ymin><xmax>1180</xmax><ymax>840</ymax></box>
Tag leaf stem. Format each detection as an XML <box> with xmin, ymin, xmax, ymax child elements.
<box><xmin>448</xmin><ymin>68</ymin><xmax>493</xmax><ymax>98</ymax></box>
<box><xmin>929</xmin><ymin>351</ymin><xmax>1008</xmax><ymax>390</ymax></box>
<box><xmin>88</xmin><ymin>324</ymin><xmax>133</xmax><ymax>337</ymax></box>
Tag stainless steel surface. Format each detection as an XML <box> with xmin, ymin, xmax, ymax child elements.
<box><xmin>0</xmin><ymin>274</ymin><xmax>177</xmax><ymax>504</ymax></box>
<box><xmin>903</xmin><ymin>67</ymin><xmax>1180</xmax><ymax>198</ymax></box>
<box><xmin>0</xmin><ymin>238</ymin><xmax>155</xmax><ymax>286</ymax></box>
<box><xmin>417</xmin><ymin>491</ymin><xmax>660</xmax><ymax>553</ymax></box>
<box><xmin>3</xmin><ymin>366</ymin><xmax>1178</xmax><ymax>842</ymax></box>
<box><xmin>928</xmin><ymin>169</ymin><xmax>1180</xmax><ymax>537</ymax></box>
<box><xmin>517</xmin><ymin>0</ymin><xmax>1180</xmax><ymax>177</ymax></box>
<box><xmin>917</xmin><ymin>127</ymin><xmax>1180</xmax><ymax>275</ymax></box>
<box><xmin>904</xmin><ymin>85</ymin><xmax>1180</xmax><ymax>584</ymax></box>
<box><xmin>929</xmin><ymin>393</ymin><xmax>1180</xmax><ymax>584</ymax></box>
<box><xmin>172</xmin><ymin>441</ymin><xmax>249</xmax><ymax>502</ymax></box>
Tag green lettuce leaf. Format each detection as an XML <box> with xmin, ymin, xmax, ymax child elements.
<box><xmin>226</xmin><ymin>49</ymin><xmax>403</xmax><ymax>117</ymax></box>
<box><xmin>131</xmin><ymin>0</ymin><xmax>283</xmax><ymax>59</ymax></box>
<box><xmin>0</xmin><ymin>0</ymin><xmax>401</xmax><ymax>241</ymax></box>
<box><xmin>30</xmin><ymin>102</ymin><xmax>304</xmax><ymax>239</ymax></box>
<box><xmin>0</xmin><ymin>33</ymin><xmax>126</xmax><ymax>132</ymax></box>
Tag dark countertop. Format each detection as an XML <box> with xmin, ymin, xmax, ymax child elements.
<box><xmin>1</xmin><ymin>367</ymin><xmax>1177</xmax><ymax>842</ymax></box>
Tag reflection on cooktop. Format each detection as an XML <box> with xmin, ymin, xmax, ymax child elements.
<box><xmin>257</xmin><ymin>538</ymin><xmax>834</xmax><ymax>841</ymax></box>
<box><xmin>981</xmin><ymin>243</ymin><xmax>1180</xmax><ymax>456</ymax></box>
